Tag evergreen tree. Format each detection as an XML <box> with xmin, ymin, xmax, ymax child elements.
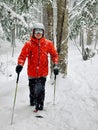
<box><xmin>69</xmin><ymin>0</ymin><xmax>97</xmax><ymax>40</ymax></box>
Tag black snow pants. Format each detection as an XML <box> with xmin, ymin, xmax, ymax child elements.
<box><xmin>29</xmin><ymin>77</ymin><xmax>46</xmax><ymax>110</ymax></box>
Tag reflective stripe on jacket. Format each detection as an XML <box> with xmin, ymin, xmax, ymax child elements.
<box><xmin>17</xmin><ymin>37</ymin><xmax>58</xmax><ymax>78</ymax></box>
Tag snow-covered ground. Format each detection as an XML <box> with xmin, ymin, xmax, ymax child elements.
<box><xmin>0</xmin><ymin>38</ymin><xmax>98</xmax><ymax>130</ymax></box>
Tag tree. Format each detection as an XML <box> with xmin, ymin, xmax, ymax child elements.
<box><xmin>43</xmin><ymin>0</ymin><xmax>68</xmax><ymax>76</ymax></box>
<box><xmin>43</xmin><ymin>2</ymin><xmax>53</xmax><ymax>40</ymax></box>
<box><xmin>69</xmin><ymin>0</ymin><xmax>97</xmax><ymax>60</ymax></box>
<box><xmin>57</xmin><ymin>0</ymin><xmax>68</xmax><ymax>76</ymax></box>
<box><xmin>69</xmin><ymin>0</ymin><xmax>97</xmax><ymax>40</ymax></box>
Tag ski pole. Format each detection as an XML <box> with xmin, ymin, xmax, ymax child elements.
<box><xmin>11</xmin><ymin>73</ymin><xmax>19</xmax><ymax>125</ymax></box>
<box><xmin>53</xmin><ymin>74</ymin><xmax>56</xmax><ymax>105</ymax></box>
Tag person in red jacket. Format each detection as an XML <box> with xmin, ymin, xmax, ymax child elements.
<box><xmin>16</xmin><ymin>22</ymin><xmax>59</xmax><ymax>111</ymax></box>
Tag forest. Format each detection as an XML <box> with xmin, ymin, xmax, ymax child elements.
<box><xmin>0</xmin><ymin>0</ymin><xmax>98</xmax><ymax>76</ymax></box>
<box><xmin>0</xmin><ymin>1</ymin><xmax>98</xmax><ymax>130</ymax></box>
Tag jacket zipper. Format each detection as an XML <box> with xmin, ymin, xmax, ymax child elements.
<box><xmin>36</xmin><ymin>40</ymin><xmax>40</xmax><ymax>77</ymax></box>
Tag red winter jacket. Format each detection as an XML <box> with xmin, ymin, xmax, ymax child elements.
<box><xmin>17</xmin><ymin>37</ymin><xmax>58</xmax><ymax>78</ymax></box>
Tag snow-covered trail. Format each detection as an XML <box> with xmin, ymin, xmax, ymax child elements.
<box><xmin>0</xmin><ymin>40</ymin><xmax>98</xmax><ymax>130</ymax></box>
<box><xmin>1</xmin><ymin>74</ymin><xmax>98</xmax><ymax>130</ymax></box>
<box><xmin>0</xmin><ymin>75</ymin><xmax>73</xmax><ymax>130</ymax></box>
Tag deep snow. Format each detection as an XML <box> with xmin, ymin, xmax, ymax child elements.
<box><xmin>0</xmin><ymin>38</ymin><xmax>98</xmax><ymax>130</ymax></box>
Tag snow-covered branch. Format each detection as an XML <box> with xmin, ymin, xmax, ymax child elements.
<box><xmin>0</xmin><ymin>2</ymin><xmax>28</xmax><ymax>28</ymax></box>
<box><xmin>69</xmin><ymin>0</ymin><xmax>96</xmax><ymax>14</ymax></box>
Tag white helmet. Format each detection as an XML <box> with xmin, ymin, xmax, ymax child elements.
<box><xmin>32</xmin><ymin>22</ymin><xmax>45</xmax><ymax>37</ymax></box>
<box><xmin>33</xmin><ymin>23</ymin><xmax>44</xmax><ymax>31</ymax></box>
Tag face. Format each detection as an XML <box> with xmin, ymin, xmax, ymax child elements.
<box><xmin>34</xmin><ymin>28</ymin><xmax>43</xmax><ymax>39</ymax></box>
<box><xmin>34</xmin><ymin>33</ymin><xmax>43</xmax><ymax>39</ymax></box>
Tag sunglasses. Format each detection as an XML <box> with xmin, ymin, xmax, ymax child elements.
<box><xmin>34</xmin><ymin>28</ymin><xmax>43</xmax><ymax>34</ymax></box>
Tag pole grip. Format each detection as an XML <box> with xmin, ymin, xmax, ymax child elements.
<box><xmin>16</xmin><ymin>73</ymin><xmax>19</xmax><ymax>83</ymax></box>
<box><xmin>54</xmin><ymin>74</ymin><xmax>56</xmax><ymax>80</ymax></box>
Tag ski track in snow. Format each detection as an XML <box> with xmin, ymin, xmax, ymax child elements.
<box><xmin>0</xmin><ymin>40</ymin><xmax>98</xmax><ymax>130</ymax></box>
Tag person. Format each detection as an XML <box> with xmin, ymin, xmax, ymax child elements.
<box><xmin>16</xmin><ymin>22</ymin><xmax>59</xmax><ymax>111</ymax></box>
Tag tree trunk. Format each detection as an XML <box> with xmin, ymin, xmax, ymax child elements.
<box><xmin>57</xmin><ymin>0</ymin><xmax>68</xmax><ymax>76</ymax></box>
<box><xmin>11</xmin><ymin>2</ymin><xmax>16</xmax><ymax>57</ymax></box>
<box><xmin>86</xmin><ymin>28</ymin><xmax>93</xmax><ymax>45</ymax></box>
<box><xmin>43</xmin><ymin>3</ymin><xmax>53</xmax><ymax>77</ymax></box>
<box><xmin>52</xmin><ymin>0</ymin><xmax>57</xmax><ymax>48</ymax></box>
<box><xmin>11</xmin><ymin>19</ymin><xmax>16</xmax><ymax>57</ymax></box>
<box><xmin>43</xmin><ymin>3</ymin><xmax>53</xmax><ymax>40</ymax></box>
<box><xmin>80</xmin><ymin>29</ymin><xmax>84</xmax><ymax>55</ymax></box>
<box><xmin>94</xmin><ymin>29</ymin><xmax>98</xmax><ymax>49</ymax></box>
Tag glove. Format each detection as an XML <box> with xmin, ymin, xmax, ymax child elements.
<box><xmin>16</xmin><ymin>65</ymin><xmax>23</xmax><ymax>74</ymax></box>
<box><xmin>53</xmin><ymin>64</ymin><xmax>59</xmax><ymax>75</ymax></box>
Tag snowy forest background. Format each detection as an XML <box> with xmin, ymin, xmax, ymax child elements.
<box><xmin>0</xmin><ymin>0</ymin><xmax>98</xmax><ymax>75</ymax></box>
<box><xmin>0</xmin><ymin>0</ymin><xmax>98</xmax><ymax>130</ymax></box>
